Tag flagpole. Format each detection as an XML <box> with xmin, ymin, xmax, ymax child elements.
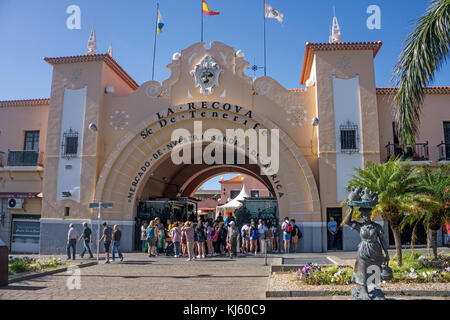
<box><xmin>263</xmin><ymin>0</ymin><xmax>267</xmax><ymax>76</ymax></box>
<box><xmin>152</xmin><ymin>3</ymin><xmax>159</xmax><ymax>81</ymax></box>
<box><xmin>201</xmin><ymin>0</ymin><xmax>204</xmax><ymax>42</ymax></box>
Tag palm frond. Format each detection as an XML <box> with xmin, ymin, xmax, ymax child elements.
<box><xmin>393</xmin><ymin>0</ymin><xmax>450</xmax><ymax>146</ymax></box>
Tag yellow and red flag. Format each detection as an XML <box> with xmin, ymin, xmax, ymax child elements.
<box><xmin>202</xmin><ymin>0</ymin><xmax>219</xmax><ymax>16</ymax></box>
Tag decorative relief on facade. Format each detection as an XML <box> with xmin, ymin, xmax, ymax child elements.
<box><xmin>145</xmin><ymin>82</ymin><xmax>162</xmax><ymax>98</ymax></box>
<box><xmin>190</xmin><ymin>55</ymin><xmax>223</xmax><ymax>97</ymax></box>
<box><xmin>254</xmin><ymin>78</ymin><xmax>271</xmax><ymax>95</ymax></box>
<box><xmin>109</xmin><ymin>111</ymin><xmax>129</xmax><ymax>131</ymax></box>
<box><xmin>286</xmin><ymin>105</ymin><xmax>308</xmax><ymax>126</ymax></box>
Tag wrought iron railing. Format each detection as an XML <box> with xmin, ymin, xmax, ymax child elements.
<box><xmin>385</xmin><ymin>142</ymin><xmax>429</xmax><ymax>162</ymax></box>
<box><xmin>437</xmin><ymin>142</ymin><xmax>450</xmax><ymax>161</ymax></box>
<box><xmin>7</xmin><ymin>150</ymin><xmax>44</xmax><ymax>167</ymax></box>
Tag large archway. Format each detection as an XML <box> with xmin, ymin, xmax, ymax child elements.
<box><xmin>95</xmin><ymin>103</ymin><xmax>320</xmax><ymax>218</ymax></box>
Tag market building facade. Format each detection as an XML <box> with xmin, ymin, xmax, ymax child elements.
<box><xmin>1</xmin><ymin>39</ymin><xmax>449</xmax><ymax>254</ymax></box>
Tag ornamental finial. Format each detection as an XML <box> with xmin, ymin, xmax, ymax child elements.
<box><xmin>87</xmin><ymin>28</ymin><xmax>97</xmax><ymax>55</ymax></box>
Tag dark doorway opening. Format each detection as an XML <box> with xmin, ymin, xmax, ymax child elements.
<box><xmin>327</xmin><ymin>208</ymin><xmax>343</xmax><ymax>251</ymax></box>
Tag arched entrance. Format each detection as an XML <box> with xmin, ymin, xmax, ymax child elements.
<box><xmin>94</xmin><ymin>102</ymin><xmax>320</xmax><ymax>251</ymax></box>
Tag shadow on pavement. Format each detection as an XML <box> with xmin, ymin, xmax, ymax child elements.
<box><xmin>0</xmin><ymin>285</ymin><xmax>46</xmax><ymax>291</ymax></box>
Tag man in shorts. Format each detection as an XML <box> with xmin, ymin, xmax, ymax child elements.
<box><xmin>240</xmin><ymin>222</ymin><xmax>250</xmax><ymax>255</ymax></box>
<box><xmin>99</xmin><ymin>222</ymin><xmax>113</xmax><ymax>264</ymax></box>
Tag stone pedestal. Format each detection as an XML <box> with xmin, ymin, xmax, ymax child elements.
<box><xmin>0</xmin><ymin>239</ymin><xmax>8</xmax><ymax>287</ymax></box>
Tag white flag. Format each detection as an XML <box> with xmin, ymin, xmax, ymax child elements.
<box><xmin>265</xmin><ymin>3</ymin><xmax>284</xmax><ymax>23</ymax></box>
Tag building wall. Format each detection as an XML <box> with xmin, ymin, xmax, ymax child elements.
<box><xmin>0</xmin><ymin>104</ymin><xmax>49</xmax><ymax>155</ymax></box>
<box><xmin>1</xmin><ymin>42</ymin><xmax>449</xmax><ymax>254</ymax></box>
<box><xmin>377</xmin><ymin>92</ymin><xmax>450</xmax><ymax>164</ymax></box>
<box><xmin>219</xmin><ymin>174</ymin><xmax>271</xmax><ymax>204</ymax></box>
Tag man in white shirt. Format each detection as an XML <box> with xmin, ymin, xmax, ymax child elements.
<box><xmin>240</xmin><ymin>223</ymin><xmax>250</xmax><ymax>254</ymax></box>
<box><xmin>67</xmin><ymin>223</ymin><xmax>79</xmax><ymax>260</ymax></box>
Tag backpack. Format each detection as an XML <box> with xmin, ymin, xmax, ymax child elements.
<box><xmin>212</xmin><ymin>230</ymin><xmax>219</xmax><ymax>242</ymax></box>
<box><xmin>284</xmin><ymin>222</ymin><xmax>293</xmax><ymax>233</ymax></box>
<box><xmin>297</xmin><ymin>226</ymin><xmax>303</xmax><ymax>239</ymax></box>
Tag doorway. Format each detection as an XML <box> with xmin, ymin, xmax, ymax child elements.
<box><xmin>327</xmin><ymin>208</ymin><xmax>343</xmax><ymax>251</ymax></box>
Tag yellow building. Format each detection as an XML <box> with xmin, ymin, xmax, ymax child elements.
<box><xmin>1</xmin><ymin>38</ymin><xmax>449</xmax><ymax>253</ymax></box>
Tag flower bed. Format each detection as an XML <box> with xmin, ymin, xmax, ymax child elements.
<box><xmin>8</xmin><ymin>256</ymin><xmax>66</xmax><ymax>275</ymax></box>
<box><xmin>296</xmin><ymin>253</ymin><xmax>450</xmax><ymax>285</ymax></box>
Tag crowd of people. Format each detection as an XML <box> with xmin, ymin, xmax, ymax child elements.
<box><xmin>65</xmin><ymin>213</ymin><xmax>304</xmax><ymax>263</ymax></box>
<box><xmin>140</xmin><ymin>213</ymin><xmax>303</xmax><ymax>262</ymax></box>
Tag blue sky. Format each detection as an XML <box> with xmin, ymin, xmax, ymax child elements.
<box><xmin>1</xmin><ymin>0</ymin><xmax>449</xmax><ymax>189</ymax></box>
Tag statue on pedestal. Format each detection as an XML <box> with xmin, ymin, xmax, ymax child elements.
<box><xmin>345</xmin><ymin>187</ymin><xmax>392</xmax><ymax>300</ymax></box>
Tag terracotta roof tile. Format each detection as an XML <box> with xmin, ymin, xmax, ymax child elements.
<box><xmin>44</xmin><ymin>53</ymin><xmax>138</xmax><ymax>90</ymax></box>
<box><xmin>0</xmin><ymin>98</ymin><xmax>50</xmax><ymax>107</ymax></box>
<box><xmin>376</xmin><ymin>87</ymin><xmax>450</xmax><ymax>95</ymax></box>
<box><xmin>300</xmin><ymin>41</ymin><xmax>383</xmax><ymax>85</ymax></box>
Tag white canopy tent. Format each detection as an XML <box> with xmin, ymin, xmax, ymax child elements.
<box><xmin>216</xmin><ymin>185</ymin><xmax>249</xmax><ymax>216</ymax></box>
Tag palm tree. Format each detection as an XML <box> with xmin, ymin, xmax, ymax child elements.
<box><xmin>418</xmin><ymin>165</ymin><xmax>450</xmax><ymax>258</ymax></box>
<box><xmin>400</xmin><ymin>211</ymin><xmax>425</xmax><ymax>256</ymax></box>
<box><xmin>393</xmin><ymin>0</ymin><xmax>450</xmax><ymax>146</ymax></box>
<box><xmin>347</xmin><ymin>158</ymin><xmax>430</xmax><ymax>266</ymax></box>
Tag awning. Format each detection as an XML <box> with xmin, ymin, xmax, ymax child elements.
<box><xmin>217</xmin><ymin>185</ymin><xmax>249</xmax><ymax>209</ymax></box>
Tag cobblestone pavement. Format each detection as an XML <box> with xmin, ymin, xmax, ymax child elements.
<box><xmin>3</xmin><ymin>247</ymin><xmax>449</xmax><ymax>300</ymax></box>
<box><xmin>2</xmin><ymin>254</ymin><xmax>271</xmax><ymax>300</ymax></box>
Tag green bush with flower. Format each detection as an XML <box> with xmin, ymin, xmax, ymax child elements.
<box><xmin>8</xmin><ymin>256</ymin><xmax>65</xmax><ymax>275</ymax></box>
<box><xmin>296</xmin><ymin>253</ymin><xmax>450</xmax><ymax>285</ymax></box>
<box><xmin>296</xmin><ymin>263</ymin><xmax>353</xmax><ymax>285</ymax></box>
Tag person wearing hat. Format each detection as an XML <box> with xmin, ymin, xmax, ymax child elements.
<box><xmin>226</xmin><ymin>221</ymin><xmax>239</xmax><ymax>258</ymax></box>
<box><xmin>67</xmin><ymin>223</ymin><xmax>79</xmax><ymax>260</ymax></box>
<box><xmin>78</xmin><ymin>222</ymin><xmax>94</xmax><ymax>259</ymax></box>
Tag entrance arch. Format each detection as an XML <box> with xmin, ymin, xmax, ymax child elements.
<box><xmin>94</xmin><ymin>103</ymin><xmax>320</xmax><ymax>224</ymax></box>
<box><xmin>178</xmin><ymin>164</ymin><xmax>275</xmax><ymax>197</ymax></box>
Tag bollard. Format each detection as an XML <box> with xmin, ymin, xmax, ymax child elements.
<box><xmin>0</xmin><ymin>239</ymin><xmax>8</xmax><ymax>287</ymax></box>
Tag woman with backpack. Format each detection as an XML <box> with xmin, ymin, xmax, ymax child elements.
<box><xmin>249</xmin><ymin>221</ymin><xmax>259</xmax><ymax>255</ymax></box>
<box><xmin>195</xmin><ymin>220</ymin><xmax>206</xmax><ymax>259</ymax></box>
<box><xmin>281</xmin><ymin>217</ymin><xmax>292</xmax><ymax>254</ymax></box>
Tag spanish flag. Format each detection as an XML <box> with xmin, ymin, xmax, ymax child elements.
<box><xmin>202</xmin><ymin>0</ymin><xmax>219</xmax><ymax>16</ymax></box>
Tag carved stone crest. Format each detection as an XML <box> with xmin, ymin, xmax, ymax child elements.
<box><xmin>190</xmin><ymin>55</ymin><xmax>223</xmax><ymax>97</ymax></box>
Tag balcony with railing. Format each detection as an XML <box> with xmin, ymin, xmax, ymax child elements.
<box><xmin>437</xmin><ymin>142</ymin><xmax>450</xmax><ymax>162</ymax></box>
<box><xmin>5</xmin><ymin>150</ymin><xmax>44</xmax><ymax>167</ymax></box>
<box><xmin>385</xmin><ymin>142</ymin><xmax>430</xmax><ymax>163</ymax></box>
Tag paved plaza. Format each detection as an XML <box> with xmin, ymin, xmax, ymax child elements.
<box><xmin>2</xmin><ymin>248</ymin><xmax>449</xmax><ymax>300</ymax></box>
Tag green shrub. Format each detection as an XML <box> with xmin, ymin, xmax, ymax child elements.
<box><xmin>8</xmin><ymin>256</ymin><xmax>65</xmax><ymax>275</ymax></box>
<box><xmin>8</xmin><ymin>259</ymin><xmax>31</xmax><ymax>275</ymax></box>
